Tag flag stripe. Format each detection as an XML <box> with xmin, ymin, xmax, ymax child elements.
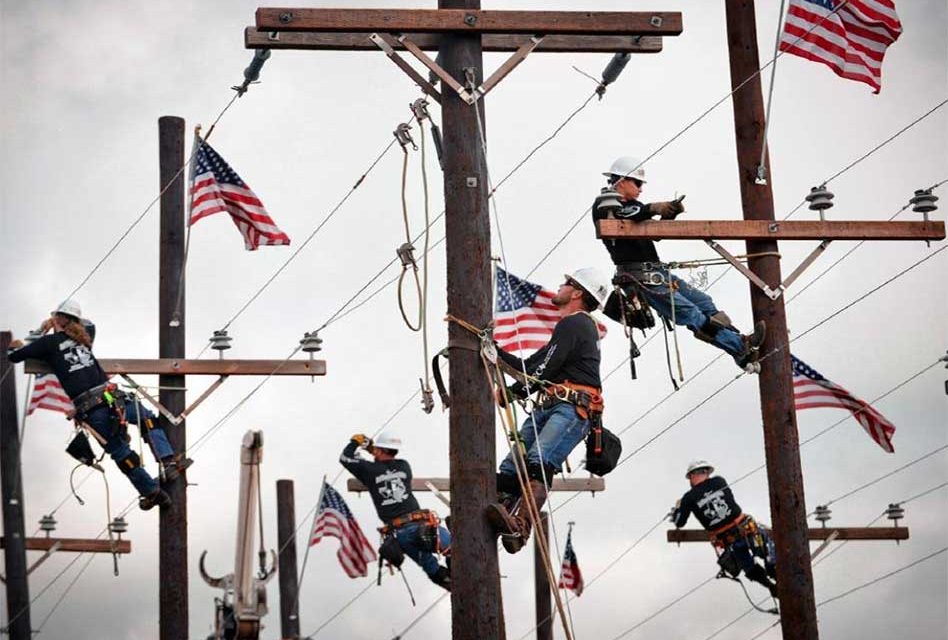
<box><xmin>28</xmin><ymin>375</ymin><xmax>74</xmax><ymax>416</ymax></box>
<box><xmin>309</xmin><ymin>484</ymin><xmax>377</xmax><ymax>578</ymax></box>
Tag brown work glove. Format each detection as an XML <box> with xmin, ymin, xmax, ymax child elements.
<box><xmin>350</xmin><ymin>433</ymin><xmax>371</xmax><ymax>448</ymax></box>
<box><xmin>650</xmin><ymin>195</ymin><xmax>686</xmax><ymax>220</ymax></box>
<box><xmin>9</xmin><ymin>339</ymin><xmax>24</xmax><ymax>349</ymax></box>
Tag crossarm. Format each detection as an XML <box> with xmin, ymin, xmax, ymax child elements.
<box><xmin>597</xmin><ymin>219</ymin><xmax>946</xmax><ymax>241</ymax></box>
<box><xmin>24</xmin><ymin>358</ymin><xmax>325</xmax><ymax>376</ymax></box>
<box><xmin>347</xmin><ymin>477</ymin><xmax>604</xmax><ymax>493</ymax></box>
<box><xmin>667</xmin><ymin>527</ymin><xmax>909</xmax><ymax>543</ymax></box>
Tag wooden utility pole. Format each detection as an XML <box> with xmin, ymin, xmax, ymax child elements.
<box><xmin>1</xmin><ymin>332</ymin><xmax>31</xmax><ymax>640</ymax></box>
<box><xmin>158</xmin><ymin>115</ymin><xmax>189</xmax><ymax>640</ymax></box>
<box><xmin>436</xmin><ymin>2</ymin><xmax>501</xmax><ymax>636</ymax></box>
<box><xmin>724</xmin><ymin>1</ymin><xmax>816</xmax><ymax>636</ymax></box>
<box><xmin>533</xmin><ymin>513</ymin><xmax>552</xmax><ymax>640</ymax></box>
<box><xmin>276</xmin><ymin>479</ymin><xmax>301</xmax><ymax>640</ymax></box>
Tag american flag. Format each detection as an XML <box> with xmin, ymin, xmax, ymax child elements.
<box><xmin>495</xmin><ymin>267</ymin><xmax>606</xmax><ymax>353</ymax></box>
<box><xmin>779</xmin><ymin>0</ymin><xmax>902</xmax><ymax>94</ymax></box>
<box><xmin>28</xmin><ymin>375</ymin><xmax>74</xmax><ymax>416</ymax></box>
<box><xmin>310</xmin><ymin>482</ymin><xmax>377</xmax><ymax>578</ymax></box>
<box><xmin>557</xmin><ymin>528</ymin><xmax>584</xmax><ymax>596</ymax></box>
<box><xmin>792</xmin><ymin>355</ymin><xmax>895</xmax><ymax>452</ymax></box>
<box><xmin>189</xmin><ymin>138</ymin><xmax>291</xmax><ymax>251</ymax></box>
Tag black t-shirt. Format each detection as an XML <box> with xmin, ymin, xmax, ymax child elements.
<box><xmin>8</xmin><ymin>333</ymin><xmax>106</xmax><ymax>400</ymax></box>
<box><xmin>339</xmin><ymin>441</ymin><xmax>420</xmax><ymax>524</ymax></box>
<box><xmin>673</xmin><ymin>476</ymin><xmax>742</xmax><ymax>530</ymax></box>
<box><xmin>591</xmin><ymin>197</ymin><xmax>661</xmax><ymax>264</ymax></box>
<box><xmin>497</xmin><ymin>312</ymin><xmax>601</xmax><ymax>389</ymax></box>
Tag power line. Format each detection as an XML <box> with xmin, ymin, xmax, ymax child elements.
<box><xmin>609</xmin><ymin>574</ymin><xmax>719</xmax><ymax>640</ymax></box>
<box><xmin>389</xmin><ymin>591</ymin><xmax>450</xmax><ymax>640</ymax></box>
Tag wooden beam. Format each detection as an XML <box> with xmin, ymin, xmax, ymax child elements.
<box><xmin>1</xmin><ymin>537</ymin><xmax>132</xmax><ymax>554</ymax></box>
<box><xmin>666</xmin><ymin>527</ymin><xmax>909</xmax><ymax>543</ymax></box>
<box><xmin>596</xmin><ymin>219</ymin><xmax>946</xmax><ymax>241</ymax></box>
<box><xmin>347</xmin><ymin>477</ymin><xmax>604</xmax><ymax>493</ymax></box>
<box><xmin>24</xmin><ymin>358</ymin><xmax>326</xmax><ymax>377</ymax></box>
<box><xmin>256</xmin><ymin>9</ymin><xmax>683</xmax><ymax>36</ymax></box>
<box><xmin>246</xmin><ymin>28</ymin><xmax>664</xmax><ymax>53</ymax></box>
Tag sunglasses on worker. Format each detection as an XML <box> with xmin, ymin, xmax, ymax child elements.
<box><xmin>610</xmin><ymin>175</ymin><xmax>643</xmax><ymax>188</ymax></box>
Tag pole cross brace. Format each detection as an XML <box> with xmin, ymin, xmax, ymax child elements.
<box><xmin>374</xmin><ymin>32</ymin><xmax>544</xmax><ymax>104</ymax></box>
<box><xmin>121</xmin><ymin>373</ymin><xmax>230</xmax><ymax>426</ymax></box>
<box><xmin>27</xmin><ymin>540</ymin><xmax>62</xmax><ymax>575</ymax></box>
<box><xmin>704</xmin><ymin>239</ymin><xmax>833</xmax><ymax>301</ymax></box>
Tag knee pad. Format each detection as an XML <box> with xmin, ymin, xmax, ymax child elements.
<box><xmin>526</xmin><ymin>463</ymin><xmax>559</xmax><ymax>485</ymax></box>
<box><xmin>496</xmin><ymin>472</ymin><xmax>522</xmax><ymax>496</ymax></box>
<box><xmin>117</xmin><ymin>450</ymin><xmax>143</xmax><ymax>475</ymax></box>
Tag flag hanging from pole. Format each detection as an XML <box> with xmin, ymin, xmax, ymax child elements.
<box><xmin>779</xmin><ymin>0</ymin><xmax>902</xmax><ymax>94</ymax></box>
<box><xmin>791</xmin><ymin>355</ymin><xmax>896</xmax><ymax>452</ymax></box>
<box><xmin>495</xmin><ymin>267</ymin><xmax>606</xmax><ymax>354</ymax></box>
<box><xmin>189</xmin><ymin>138</ymin><xmax>291</xmax><ymax>251</ymax></box>
<box><xmin>557</xmin><ymin>528</ymin><xmax>584</xmax><ymax>596</ymax></box>
<box><xmin>28</xmin><ymin>375</ymin><xmax>74</xmax><ymax>416</ymax></box>
<box><xmin>309</xmin><ymin>482</ymin><xmax>377</xmax><ymax>578</ymax></box>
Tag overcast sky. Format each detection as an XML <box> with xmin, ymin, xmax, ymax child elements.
<box><xmin>2</xmin><ymin>1</ymin><xmax>946</xmax><ymax>639</ymax></box>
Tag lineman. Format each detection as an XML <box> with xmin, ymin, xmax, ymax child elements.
<box><xmin>593</xmin><ymin>157</ymin><xmax>765</xmax><ymax>371</ymax></box>
<box><xmin>8</xmin><ymin>300</ymin><xmax>171</xmax><ymax>510</ymax></box>
<box><xmin>672</xmin><ymin>460</ymin><xmax>777</xmax><ymax>597</ymax></box>
<box><xmin>486</xmin><ymin>267</ymin><xmax>610</xmax><ymax>554</ymax></box>
<box><xmin>340</xmin><ymin>431</ymin><xmax>452</xmax><ymax>590</ymax></box>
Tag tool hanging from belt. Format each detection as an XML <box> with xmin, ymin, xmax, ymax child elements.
<box><xmin>710</xmin><ymin>513</ymin><xmax>764</xmax><ymax>550</ymax></box>
<box><xmin>72</xmin><ymin>382</ymin><xmax>128</xmax><ymax>428</ymax></box>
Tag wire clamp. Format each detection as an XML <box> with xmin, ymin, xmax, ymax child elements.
<box><xmin>396</xmin><ymin>242</ymin><xmax>417</xmax><ymax>269</ymax></box>
<box><xmin>394</xmin><ymin>123</ymin><xmax>417</xmax><ymax>151</ymax></box>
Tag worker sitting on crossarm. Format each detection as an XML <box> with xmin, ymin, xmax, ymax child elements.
<box><xmin>672</xmin><ymin>460</ymin><xmax>777</xmax><ymax>597</ymax></box>
<box><xmin>486</xmin><ymin>267</ymin><xmax>610</xmax><ymax>554</ymax></box>
<box><xmin>8</xmin><ymin>299</ymin><xmax>171</xmax><ymax>511</ymax></box>
<box><xmin>340</xmin><ymin>431</ymin><xmax>451</xmax><ymax>591</ymax></box>
<box><xmin>593</xmin><ymin>156</ymin><xmax>765</xmax><ymax>371</ymax></box>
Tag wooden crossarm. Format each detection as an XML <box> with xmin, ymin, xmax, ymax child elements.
<box><xmin>347</xmin><ymin>477</ymin><xmax>604</xmax><ymax>493</ymax></box>
<box><xmin>256</xmin><ymin>9</ymin><xmax>683</xmax><ymax>36</ymax></box>
<box><xmin>666</xmin><ymin>527</ymin><xmax>909</xmax><ymax>543</ymax></box>
<box><xmin>246</xmin><ymin>28</ymin><xmax>664</xmax><ymax>53</ymax></box>
<box><xmin>24</xmin><ymin>358</ymin><xmax>325</xmax><ymax>377</ymax></box>
<box><xmin>596</xmin><ymin>219</ymin><xmax>946</xmax><ymax>241</ymax></box>
<box><xmin>1</xmin><ymin>537</ymin><xmax>132</xmax><ymax>554</ymax></box>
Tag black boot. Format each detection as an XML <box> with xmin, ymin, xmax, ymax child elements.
<box><xmin>430</xmin><ymin>565</ymin><xmax>451</xmax><ymax>592</ymax></box>
<box><xmin>737</xmin><ymin>321</ymin><xmax>767</xmax><ymax>369</ymax></box>
<box><xmin>161</xmin><ymin>453</ymin><xmax>193</xmax><ymax>484</ymax></box>
<box><xmin>139</xmin><ymin>488</ymin><xmax>172</xmax><ymax>511</ymax></box>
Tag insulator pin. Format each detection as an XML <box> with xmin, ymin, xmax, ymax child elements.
<box><xmin>595</xmin><ymin>187</ymin><xmax>623</xmax><ymax>218</ymax></box>
<box><xmin>209</xmin><ymin>330</ymin><xmax>233</xmax><ymax>358</ymax></box>
<box><xmin>910</xmin><ymin>189</ymin><xmax>938</xmax><ymax>217</ymax></box>
<box><xmin>299</xmin><ymin>331</ymin><xmax>323</xmax><ymax>353</ymax></box>
<box><xmin>805</xmin><ymin>185</ymin><xmax>835</xmax><ymax>212</ymax></box>
<box><xmin>109</xmin><ymin>516</ymin><xmax>129</xmax><ymax>536</ymax></box>
<box><xmin>886</xmin><ymin>503</ymin><xmax>905</xmax><ymax>524</ymax></box>
<box><xmin>39</xmin><ymin>514</ymin><xmax>57</xmax><ymax>536</ymax></box>
<box><xmin>814</xmin><ymin>505</ymin><xmax>832</xmax><ymax>527</ymax></box>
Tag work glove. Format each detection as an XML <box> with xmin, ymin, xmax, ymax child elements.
<box><xmin>9</xmin><ymin>339</ymin><xmax>24</xmax><ymax>350</ymax></box>
<box><xmin>350</xmin><ymin>433</ymin><xmax>371</xmax><ymax>448</ymax></box>
<box><xmin>650</xmin><ymin>195</ymin><xmax>686</xmax><ymax>220</ymax></box>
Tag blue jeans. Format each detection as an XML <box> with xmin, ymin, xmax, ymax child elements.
<box><xmin>83</xmin><ymin>405</ymin><xmax>159</xmax><ymax>496</ymax></box>
<box><xmin>395</xmin><ymin>523</ymin><xmax>451</xmax><ymax>578</ymax></box>
<box><xmin>730</xmin><ymin>529</ymin><xmax>777</xmax><ymax>582</ymax></box>
<box><xmin>638</xmin><ymin>272</ymin><xmax>745</xmax><ymax>360</ymax></box>
<box><xmin>499</xmin><ymin>403</ymin><xmax>590</xmax><ymax>476</ymax></box>
<box><xmin>122</xmin><ymin>399</ymin><xmax>175</xmax><ymax>461</ymax></box>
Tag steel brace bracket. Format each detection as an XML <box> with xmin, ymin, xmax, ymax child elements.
<box><xmin>371</xmin><ymin>33</ymin><xmax>544</xmax><ymax>104</ymax></box>
<box><xmin>27</xmin><ymin>541</ymin><xmax>62</xmax><ymax>575</ymax></box>
<box><xmin>121</xmin><ymin>374</ymin><xmax>229</xmax><ymax>426</ymax></box>
<box><xmin>704</xmin><ymin>239</ymin><xmax>834</xmax><ymax>300</ymax></box>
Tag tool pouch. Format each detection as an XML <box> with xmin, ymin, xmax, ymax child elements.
<box><xmin>584</xmin><ymin>416</ymin><xmax>622</xmax><ymax>477</ymax></box>
<box><xmin>66</xmin><ymin>431</ymin><xmax>97</xmax><ymax>467</ymax></box>
<box><xmin>379</xmin><ymin>534</ymin><xmax>405</xmax><ymax>569</ymax></box>
<box><xmin>717</xmin><ymin>549</ymin><xmax>741</xmax><ymax>578</ymax></box>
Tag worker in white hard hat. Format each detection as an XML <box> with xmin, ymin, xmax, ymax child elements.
<box><xmin>8</xmin><ymin>300</ymin><xmax>171</xmax><ymax>511</ymax></box>
<box><xmin>340</xmin><ymin>431</ymin><xmax>451</xmax><ymax>590</ymax></box>
<box><xmin>593</xmin><ymin>157</ymin><xmax>766</xmax><ymax>372</ymax></box>
<box><xmin>671</xmin><ymin>460</ymin><xmax>777</xmax><ymax>597</ymax></box>
<box><xmin>486</xmin><ymin>267</ymin><xmax>610</xmax><ymax>555</ymax></box>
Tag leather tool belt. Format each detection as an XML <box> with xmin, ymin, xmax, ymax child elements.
<box><xmin>72</xmin><ymin>382</ymin><xmax>123</xmax><ymax>415</ymax></box>
<box><xmin>710</xmin><ymin>513</ymin><xmax>760</xmax><ymax>548</ymax></box>
<box><xmin>537</xmin><ymin>381</ymin><xmax>604</xmax><ymax>420</ymax></box>
<box><xmin>378</xmin><ymin>509</ymin><xmax>439</xmax><ymax>536</ymax></box>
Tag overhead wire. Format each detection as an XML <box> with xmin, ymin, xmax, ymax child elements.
<box><xmin>389</xmin><ymin>591</ymin><xmax>450</xmax><ymax>640</ymax></box>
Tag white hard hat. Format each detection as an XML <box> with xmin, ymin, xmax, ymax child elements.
<box><xmin>686</xmin><ymin>460</ymin><xmax>714</xmax><ymax>477</ymax></box>
<box><xmin>373</xmin><ymin>430</ymin><xmax>403</xmax><ymax>451</ymax></box>
<box><xmin>566</xmin><ymin>267</ymin><xmax>612</xmax><ymax>310</ymax></box>
<box><xmin>603</xmin><ymin>156</ymin><xmax>647</xmax><ymax>183</ymax></box>
<box><xmin>52</xmin><ymin>299</ymin><xmax>83</xmax><ymax>321</ymax></box>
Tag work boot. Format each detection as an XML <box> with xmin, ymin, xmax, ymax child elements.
<box><xmin>139</xmin><ymin>488</ymin><xmax>172</xmax><ymax>511</ymax></box>
<box><xmin>736</xmin><ymin>320</ymin><xmax>767</xmax><ymax>369</ymax></box>
<box><xmin>161</xmin><ymin>453</ymin><xmax>194</xmax><ymax>484</ymax></box>
<box><xmin>500</xmin><ymin>480</ymin><xmax>548</xmax><ymax>555</ymax></box>
<box><xmin>430</xmin><ymin>565</ymin><xmax>451</xmax><ymax>592</ymax></box>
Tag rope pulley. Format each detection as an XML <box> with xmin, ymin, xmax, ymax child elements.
<box><xmin>394</xmin><ymin>122</ymin><xmax>417</xmax><ymax>151</ymax></box>
<box><xmin>410</xmin><ymin>98</ymin><xmax>430</xmax><ymax>123</ymax></box>
<box><xmin>814</xmin><ymin>505</ymin><xmax>832</xmax><ymax>527</ymax></box>
<box><xmin>397</xmin><ymin>242</ymin><xmax>418</xmax><ymax>269</ymax></box>
<box><xmin>597</xmin><ymin>52</ymin><xmax>631</xmax><ymax>99</ymax></box>
<box><xmin>805</xmin><ymin>184</ymin><xmax>835</xmax><ymax>220</ymax></box>
<box><xmin>39</xmin><ymin>514</ymin><xmax>57</xmax><ymax>537</ymax></box>
<box><xmin>109</xmin><ymin>516</ymin><xmax>129</xmax><ymax>538</ymax></box>
<box><xmin>233</xmin><ymin>48</ymin><xmax>271</xmax><ymax>96</ymax></box>
<box><xmin>209</xmin><ymin>330</ymin><xmax>233</xmax><ymax>358</ymax></box>
<box><xmin>412</xmin><ymin>97</ymin><xmax>445</xmax><ymax>170</ymax></box>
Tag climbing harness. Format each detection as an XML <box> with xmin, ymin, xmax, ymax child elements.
<box><xmin>709</xmin><ymin>514</ymin><xmax>779</xmax><ymax>614</ymax></box>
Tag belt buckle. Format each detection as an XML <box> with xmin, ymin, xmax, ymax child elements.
<box><xmin>643</xmin><ymin>271</ymin><xmax>666</xmax><ymax>286</ymax></box>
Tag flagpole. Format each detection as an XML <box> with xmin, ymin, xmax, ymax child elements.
<box><xmin>292</xmin><ymin>474</ymin><xmax>327</xmax><ymax>620</ymax></box>
<box><xmin>168</xmin><ymin>127</ymin><xmax>201</xmax><ymax>329</ymax></box>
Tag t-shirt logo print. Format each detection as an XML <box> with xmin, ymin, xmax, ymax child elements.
<box><xmin>698</xmin><ymin>489</ymin><xmax>732</xmax><ymax>527</ymax></box>
<box><xmin>376</xmin><ymin>470</ymin><xmax>409</xmax><ymax>506</ymax></box>
<box><xmin>60</xmin><ymin>341</ymin><xmax>96</xmax><ymax>373</ymax></box>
